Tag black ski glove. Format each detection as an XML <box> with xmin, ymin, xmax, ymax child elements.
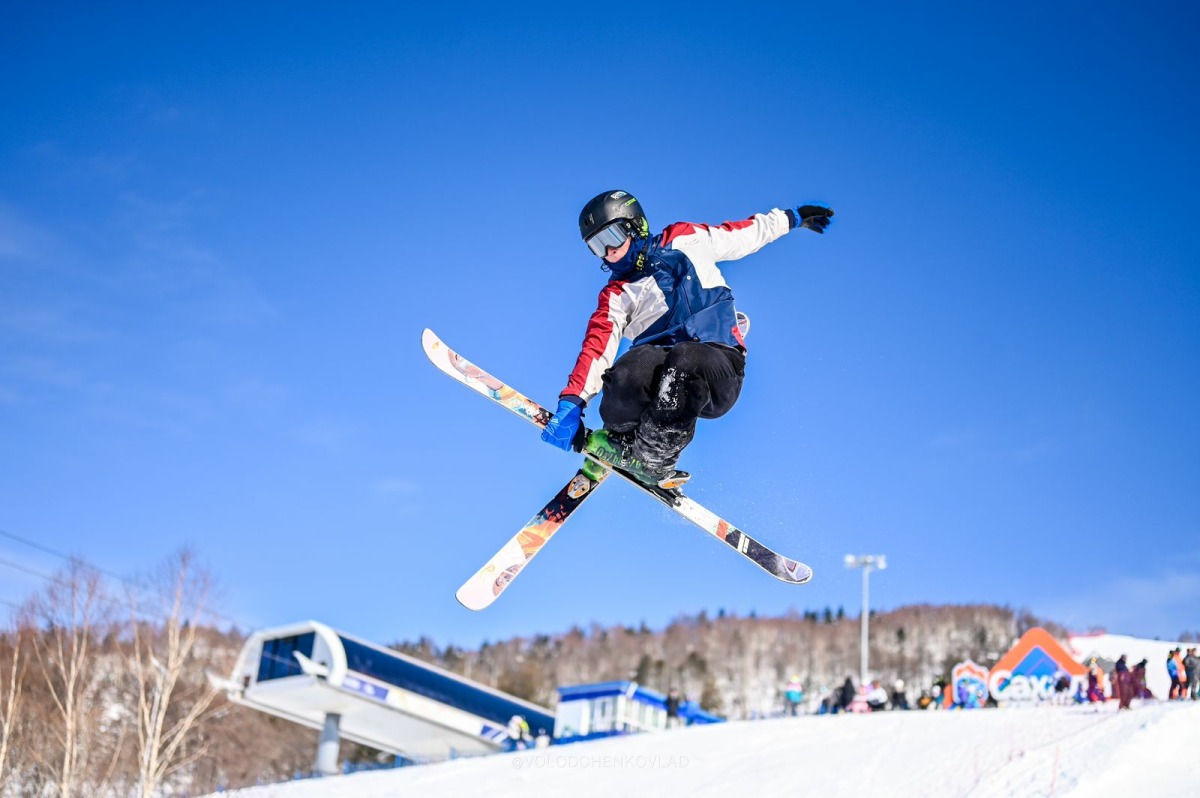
<box><xmin>787</xmin><ymin>205</ymin><xmax>835</xmax><ymax>234</ymax></box>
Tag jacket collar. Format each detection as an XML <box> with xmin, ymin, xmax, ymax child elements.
<box><xmin>607</xmin><ymin>235</ymin><xmax>654</xmax><ymax>278</ymax></box>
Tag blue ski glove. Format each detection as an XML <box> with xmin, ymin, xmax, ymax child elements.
<box><xmin>541</xmin><ymin>396</ymin><xmax>585</xmax><ymax>451</ymax></box>
<box><xmin>788</xmin><ymin>205</ymin><xmax>835</xmax><ymax>233</ymax></box>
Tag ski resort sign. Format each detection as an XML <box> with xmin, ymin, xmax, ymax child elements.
<box><xmin>988</xmin><ymin>627</ymin><xmax>1087</xmax><ymax>704</ymax></box>
<box><xmin>946</xmin><ymin>660</ymin><xmax>990</xmax><ymax>709</ymax></box>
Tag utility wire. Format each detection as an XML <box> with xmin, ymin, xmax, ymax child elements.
<box><xmin>0</xmin><ymin>528</ymin><xmax>246</xmax><ymax>627</ymax></box>
<box><xmin>0</xmin><ymin>527</ymin><xmax>134</xmax><ymax>586</ymax></box>
<box><xmin>0</xmin><ymin>555</ymin><xmax>198</xmax><ymax>625</ymax></box>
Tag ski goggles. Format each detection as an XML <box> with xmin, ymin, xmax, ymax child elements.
<box><xmin>584</xmin><ymin>222</ymin><xmax>631</xmax><ymax>257</ymax></box>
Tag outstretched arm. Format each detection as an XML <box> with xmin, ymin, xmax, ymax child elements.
<box><xmin>663</xmin><ymin>204</ymin><xmax>834</xmax><ymax>266</ymax></box>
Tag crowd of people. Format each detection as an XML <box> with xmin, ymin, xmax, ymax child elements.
<box><xmin>1076</xmin><ymin>647</ymin><xmax>1198</xmax><ymax>710</ymax></box>
<box><xmin>1091</xmin><ymin>655</ymin><xmax>1150</xmax><ymax>710</ymax></box>
<box><xmin>793</xmin><ymin>677</ymin><xmax>926</xmax><ymax>715</ymax></box>
<box><xmin>781</xmin><ymin>646</ymin><xmax>1200</xmax><ymax>716</ymax></box>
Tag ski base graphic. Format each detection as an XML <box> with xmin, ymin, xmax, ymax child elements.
<box><xmin>456</xmin><ymin>468</ymin><xmax>607</xmax><ymax>610</ymax></box>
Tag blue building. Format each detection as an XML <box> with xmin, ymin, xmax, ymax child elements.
<box><xmin>553</xmin><ymin>681</ymin><xmax>723</xmax><ymax>743</ymax></box>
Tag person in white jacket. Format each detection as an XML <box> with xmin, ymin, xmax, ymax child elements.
<box><xmin>865</xmin><ymin>680</ymin><xmax>890</xmax><ymax>711</ymax></box>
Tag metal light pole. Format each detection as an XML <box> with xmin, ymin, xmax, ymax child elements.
<box><xmin>844</xmin><ymin>554</ymin><xmax>887</xmax><ymax>690</ymax></box>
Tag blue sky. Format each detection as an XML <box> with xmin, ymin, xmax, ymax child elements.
<box><xmin>2</xmin><ymin>2</ymin><xmax>1197</xmax><ymax>648</ymax></box>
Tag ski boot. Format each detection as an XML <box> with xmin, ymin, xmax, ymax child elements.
<box><xmin>583</xmin><ymin>429</ymin><xmax>690</xmax><ymax>491</ymax></box>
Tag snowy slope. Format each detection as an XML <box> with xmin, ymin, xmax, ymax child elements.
<box><xmin>211</xmin><ymin>702</ymin><xmax>1200</xmax><ymax>798</ymax></box>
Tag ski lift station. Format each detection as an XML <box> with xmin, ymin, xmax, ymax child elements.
<box><xmin>211</xmin><ymin>621</ymin><xmax>555</xmax><ymax>772</ymax></box>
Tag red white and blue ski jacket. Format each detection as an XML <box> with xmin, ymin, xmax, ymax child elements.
<box><xmin>561</xmin><ymin>208</ymin><xmax>793</xmax><ymax>404</ymax></box>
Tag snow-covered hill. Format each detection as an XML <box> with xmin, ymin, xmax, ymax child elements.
<box><xmin>211</xmin><ymin>702</ymin><xmax>1200</xmax><ymax>798</ymax></box>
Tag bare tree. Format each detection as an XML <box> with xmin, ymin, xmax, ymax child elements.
<box><xmin>0</xmin><ymin>622</ymin><xmax>28</xmax><ymax>794</ymax></box>
<box><xmin>127</xmin><ymin>547</ymin><xmax>225</xmax><ymax>798</ymax></box>
<box><xmin>23</xmin><ymin>559</ymin><xmax>117</xmax><ymax>798</ymax></box>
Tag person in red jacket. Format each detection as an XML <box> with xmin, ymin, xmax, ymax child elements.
<box><xmin>1133</xmin><ymin>659</ymin><xmax>1152</xmax><ymax>699</ymax></box>
<box><xmin>1113</xmin><ymin>654</ymin><xmax>1134</xmax><ymax>710</ymax></box>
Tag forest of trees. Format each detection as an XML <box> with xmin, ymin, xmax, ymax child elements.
<box><xmin>0</xmin><ymin>550</ymin><xmax>317</xmax><ymax>797</ymax></box>
<box><xmin>0</xmin><ymin>551</ymin><xmax>1067</xmax><ymax>797</ymax></box>
<box><xmin>392</xmin><ymin>603</ymin><xmax>1062</xmax><ymax>717</ymax></box>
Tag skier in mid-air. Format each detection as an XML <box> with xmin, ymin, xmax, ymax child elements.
<box><xmin>540</xmin><ymin>190</ymin><xmax>834</xmax><ymax>488</ymax></box>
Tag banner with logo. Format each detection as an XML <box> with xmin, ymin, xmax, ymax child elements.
<box><xmin>988</xmin><ymin>628</ymin><xmax>1087</xmax><ymax>704</ymax></box>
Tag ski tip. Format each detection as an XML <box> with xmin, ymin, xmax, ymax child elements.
<box><xmin>422</xmin><ymin>328</ymin><xmax>453</xmax><ymax>364</ymax></box>
<box><xmin>781</xmin><ymin>560</ymin><xmax>814</xmax><ymax>584</ymax></box>
<box><xmin>454</xmin><ymin>586</ymin><xmax>491</xmax><ymax>612</ymax></box>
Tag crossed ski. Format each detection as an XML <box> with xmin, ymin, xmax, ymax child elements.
<box><xmin>422</xmin><ymin>328</ymin><xmax>812</xmax><ymax>610</ymax></box>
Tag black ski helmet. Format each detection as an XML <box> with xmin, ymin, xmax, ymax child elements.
<box><xmin>578</xmin><ymin>190</ymin><xmax>649</xmax><ymax>242</ymax></box>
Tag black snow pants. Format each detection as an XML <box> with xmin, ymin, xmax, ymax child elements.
<box><xmin>597</xmin><ymin>342</ymin><xmax>745</xmax><ymax>470</ymax></box>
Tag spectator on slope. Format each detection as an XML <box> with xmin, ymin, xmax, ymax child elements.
<box><xmin>838</xmin><ymin>676</ymin><xmax>856</xmax><ymax>714</ymax></box>
<box><xmin>506</xmin><ymin>715</ymin><xmax>532</xmax><ymax>751</ymax></box>
<box><xmin>665</xmin><ymin>687</ymin><xmax>683</xmax><ymax>729</ymax></box>
<box><xmin>1167</xmin><ymin>649</ymin><xmax>1183</xmax><ymax>700</ymax></box>
<box><xmin>933</xmin><ymin>678</ymin><xmax>950</xmax><ymax>709</ymax></box>
<box><xmin>865</xmin><ymin>680</ymin><xmax>889</xmax><ymax>711</ymax></box>
<box><xmin>1184</xmin><ymin>647</ymin><xmax>1199</xmax><ymax>701</ymax></box>
<box><xmin>784</xmin><ymin>676</ymin><xmax>804</xmax><ymax>716</ymax></box>
<box><xmin>1086</xmin><ymin>659</ymin><xmax>1106</xmax><ymax>703</ymax></box>
<box><xmin>1133</xmin><ymin>659</ymin><xmax>1153</xmax><ymax>700</ymax></box>
<box><xmin>891</xmin><ymin>679</ymin><xmax>910</xmax><ymax>711</ymax></box>
<box><xmin>1113</xmin><ymin>655</ymin><xmax>1134</xmax><ymax>710</ymax></box>
<box><xmin>1053</xmin><ymin>672</ymin><xmax>1072</xmax><ymax>706</ymax></box>
<box><xmin>817</xmin><ymin>687</ymin><xmax>833</xmax><ymax>715</ymax></box>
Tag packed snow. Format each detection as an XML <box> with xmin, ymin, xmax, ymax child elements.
<box><xmin>210</xmin><ymin>700</ymin><xmax>1199</xmax><ymax>798</ymax></box>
